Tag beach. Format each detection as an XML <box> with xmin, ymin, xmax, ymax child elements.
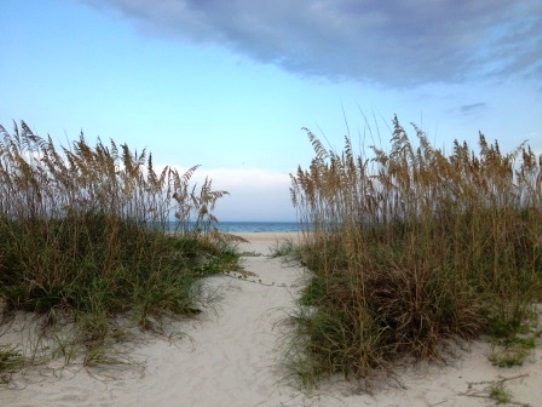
<box><xmin>1</xmin><ymin>232</ymin><xmax>541</xmax><ymax>406</ymax></box>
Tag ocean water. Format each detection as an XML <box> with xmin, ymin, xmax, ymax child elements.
<box><xmin>216</xmin><ymin>221</ymin><xmax>303</xmax><ymax>233</ymax></box>
<box><xmin>166</xmin><ymin>221</ymin><xmax>303</xmax><ymax>233</ymax></box>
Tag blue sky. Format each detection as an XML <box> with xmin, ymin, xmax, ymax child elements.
<box><xmin>1</xmin><ymin>0</ymin><xmax>541</xmax><ymax>221</ymax></box>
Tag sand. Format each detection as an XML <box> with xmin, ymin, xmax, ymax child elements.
<box><xmin>1</xmin><ymin>232</ymin><xmax>541</xmax><ymax>406</ymax></box>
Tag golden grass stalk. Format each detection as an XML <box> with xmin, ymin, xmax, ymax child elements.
<box><xmin>0</xmin><ymin>121</ymin><xmax>237</xmax><ymax>377</ymax></box>
<box><xmin>289</xmin><ymin>115</ymin><xmax>542</xmax><ymax>385</ymax></box>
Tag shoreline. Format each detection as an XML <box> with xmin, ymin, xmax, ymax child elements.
<box><xmin>234</xmin><ymin>232</ymin><xmax>305</xmax><ymax>255</ymax></box>
<box><xmin>235</xmin><ymin>231</ymin><xmax>303</xmax><ymax>241</ymax></box>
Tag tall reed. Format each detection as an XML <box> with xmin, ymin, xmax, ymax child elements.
<box><xmin>289</xmin><ymin>116</ymin><xmax>542</xmax><ymax>383</ymax></box>
<box><xmin>0</xmin><ymin>121</ymin><xmax>236</xmax><ymax>361</ymax></box>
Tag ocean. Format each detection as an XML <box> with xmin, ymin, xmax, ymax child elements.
<box><xmin>215</xmin><ymin>221</ymin><xmax>303</xmax><ymax>233</ymax></box>
<box><xmin>167</xmin><ymin>221</ymin><xmax>303</xmax><ymax>233</ymax></box>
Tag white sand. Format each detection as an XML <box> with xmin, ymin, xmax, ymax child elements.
<box><xmin>1</xmin><ymin>232</ymin><xmax>541</xmax><ymax>406</ymax></box>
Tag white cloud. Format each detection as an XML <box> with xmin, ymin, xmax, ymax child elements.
<box><xmin>161</xmin><ymin>165</ymin><xmax>296</xmax><ymax>221</ymax></box>
<box><xmin>199</xmin><ymin>168</ymin><xmax>296</xmax><ymax>221</ymax></box>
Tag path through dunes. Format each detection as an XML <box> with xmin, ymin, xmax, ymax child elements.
<box><xmin>0</xmin><ymin>239</ymin><xmax>312</xmax><ymax>406</ymax></box>
<box><xmin>1</xmin><ymin>235</ymin><xmax>541</xmax><ymax>406</ymax></box>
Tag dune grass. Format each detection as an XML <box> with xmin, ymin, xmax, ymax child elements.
<box><xmin>0</xmin><ymin>121</ymin><xmax>239</xmax><ymax>377</ymax></box>
<box><xmin>288</xmin><ymin>116</ymin><xmax>542</xmax><ymax>386</ymax></box>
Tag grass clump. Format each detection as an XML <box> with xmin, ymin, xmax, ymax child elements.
<box><xmin>269</xmin><ymin>239</ymin><xmax>304</xmax><ymax>263</ymax></box>
<box><xmin>488</xmin><ymin>321</ymin><xmax>540</xmax><ymax>368</ymax></box>
<box><xmin>288</xmin><ymin>115</ymin><xmax>542</xmax><ymax>386</ymax></box>
<box><xmin>488</xmin><ymin>346</ymin><xmax>530</xmax><ymax>368</ymax></box>
<box><xmin>489</xmin><ymin>383</ymin><xmax>512</xmax><ymax>404</ymax></box>
<box><xmin>0</xmin><ymin>345</ymin><xmax>25</xmax><ymax>383</ymax></box>
<box><xmin>0</xmin><ymin>121</ymin><xmax>238</xmax><ymax>372</ymax></box>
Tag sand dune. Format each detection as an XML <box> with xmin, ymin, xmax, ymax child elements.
<box><xmin>1</xmin><ymin>233</ymin><xmax>541</xmax><ymax>406</ymax></box>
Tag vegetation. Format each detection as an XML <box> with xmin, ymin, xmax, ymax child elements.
<box><xmin>0</xmin><ymin>121</ymin><xmax>238</xmax><ymax>376</ymax></box>
<box><xmin>489</xmin><ymin>382</ymin><xmax>512</xmax><ymax>404</ymax></box>
<box><xmin>0</xmin><ymin>345</ymin><xmax>25</xmax><ymax>384</ymax></box>
<box><xmin>488</xmin><ymin>326</ymin><xmax>540</xmax><ymax>368</ymax></box>
<box><xmin>288</xmin><ymin>116</ymin><xmax>542</xmax><ymax>386</ymax></box>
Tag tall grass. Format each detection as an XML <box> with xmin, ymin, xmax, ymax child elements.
<box><xmin>0</xmin><ymin>121</ymin><xmax>237</xmax><ymax>367</ymax></box>
<box><xmin>289</xmin><ymin>116</ymin><xmax>542</xmax><ymax>384</ymax></box>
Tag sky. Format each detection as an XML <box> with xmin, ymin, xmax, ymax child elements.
<box><xmin>1</xmin><ymin>0</ymin><xmax>541</xmax><ymax>221</ymax></box>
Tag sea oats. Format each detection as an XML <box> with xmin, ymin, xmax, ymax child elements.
<box><xmin>287</xmin><ymin>116</ymin><xmax>542</xmax><ymax>385</ymax></box>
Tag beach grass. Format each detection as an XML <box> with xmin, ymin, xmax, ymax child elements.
<box><xmin>288</xmin><ymin>116</ymin><xmax>542</xmax><ymax>386</ymax></box>
<box><xmin>0</xmin><ymin>121</ymin><xmax>238</xmax><ymax>377</ymax></box>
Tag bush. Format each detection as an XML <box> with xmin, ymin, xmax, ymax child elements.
<box><xmin>289</xmin><ymin>116</ymin><xmax>542</xmax><ymax>384</ymax></box>
<box><xmin>0</xmin><ymin>121</ymin><xmax>237</xmax><ymax>366</ymax></box>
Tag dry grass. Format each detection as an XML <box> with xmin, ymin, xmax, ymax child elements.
<box><xmin>288</xmin><ymin>116</ymin><xmax>542</xmax><ymax>386</ymax></box>
<box><xmin>0</xmin><ymin>121</ymin><xmax>238</xmax><ymax>377</ymax></box>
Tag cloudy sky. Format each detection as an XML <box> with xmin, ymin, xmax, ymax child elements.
<box><xmin>1</xmin><ymin>0</ymin><xmax>541</xmax><ymax>221</ymax></box>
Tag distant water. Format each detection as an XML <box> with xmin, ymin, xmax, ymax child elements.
<box><xmin>166</xmin><ymin>221</ymin><xmax>303</xmax><ymax>233</ymax></box>
<box><xmin>216</xmin><ymin>221</ymin><xmax>303</xmax><ymax>233</ymax></box>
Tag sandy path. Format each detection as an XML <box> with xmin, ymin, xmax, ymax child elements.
<box><xmin>1</xmin><ymin>233</ymin><xmax>541</xmax><ymax>406</ymax></box>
